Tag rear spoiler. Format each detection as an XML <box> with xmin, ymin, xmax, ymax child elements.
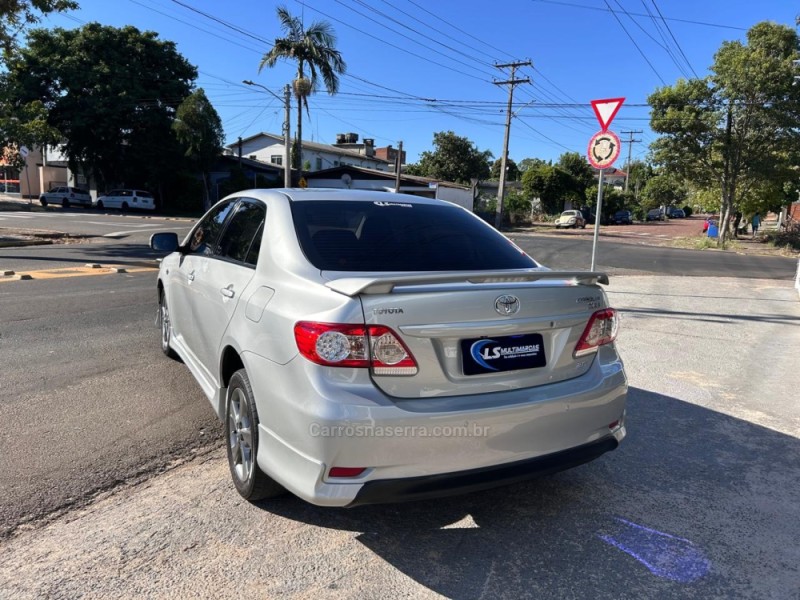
<box><xmin>325</xmin><ymin>270</ymin><xmax>609</xmax><ymax>296</ymax></box>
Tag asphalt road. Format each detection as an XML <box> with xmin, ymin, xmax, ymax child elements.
<box><xmin>0</xmin><ymin>275</ymin><xmax>797</xmax><ymax>599</ymax></box>
<box><xmin>0</xmin><ymin>272</ymin><xmax>221</xmax><ymax>537</ymax></box>
<box><xmin>1</xmin><ymin>209</ymin><xmax>796</xmax><ymax>279</ymax></box>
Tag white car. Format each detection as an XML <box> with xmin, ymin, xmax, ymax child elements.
<box><xmin>555</xmin><ymin>210</ymin><xmax>586</xmax><ymax>229</ymax></box>
<box><xmin>94</xmin><ymin>189</ymin><xmax>155</xmax><ymax>211</ymax></box>
<box><xmin>39</xmin><ymin>186</ymin><xmax>92</xmax><ymax>208</ymax></box>
<box><xmin>150</xmin><ymin>189</ymin><xmax>627</xmax><ymax>507</ymax></box>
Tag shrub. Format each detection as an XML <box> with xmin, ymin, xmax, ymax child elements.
<box><xmin>763</xmin><ymin>222</ymin><xmax>800</xmax><ymax>251</ymax></box>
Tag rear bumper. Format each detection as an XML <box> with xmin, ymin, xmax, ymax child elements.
<box><xmin>244</xmin><ymin>347</ymin><xmax>627</xmax><ymax>507</ymax></box>
<box><xmin>348</xmin><ymin>435</ymin><xmax>619</xmax><ymax>506</ymax></box>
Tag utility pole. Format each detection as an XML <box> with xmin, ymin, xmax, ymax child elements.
<box><xmin>243</xmin><ymin>80</ymin><xmax>292</xmax><ymax>187</ymax></box>
<box><xmin>394</xmin><ymin>140</ymin><xmax>403</xmax><ymax>193</ymax></box>
<box><xmin>493</xmin><ymin>61</ymin><xmax>531</xmax><ymax>230</ymax></box>
<box><xmin>283</xmin><ymin>84</ymin><xmax>291</xmax><ymax>187</ymax></box>
<box><xmin>620</xmin><ymin>130</ymin><xmax>642</xmax><ymax>192</ymax></box>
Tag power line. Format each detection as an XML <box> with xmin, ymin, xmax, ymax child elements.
<box><xmin>529</xmin><ymin>0</ymin><xmax>747</xmax><ymax>31</ymax></box>
<box><xmin>604</xmin><ymin>0</ymin><xmax>667</xmax><ymax>85</ymax></box>
<box><xmin>651</xmin><ymin>0</ymin><xmax>699</xmax><ymax>78</ymax></box>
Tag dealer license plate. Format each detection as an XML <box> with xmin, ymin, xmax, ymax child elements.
<box><xmin>460</xmin><ymin>333</ymin><xmax>546</xmax><ymax>376</ymax></box>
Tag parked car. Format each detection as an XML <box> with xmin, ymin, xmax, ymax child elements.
<box><xmin>150</xmin><ymin>189</ymin><xmax>627</xmax><ymax>506</ymax></box>
<box><xmin>94</xmin><ymin>189</ymin><xmax>155</xmax><ymax>211</ymax></box>
<box><xmin>579</xmin><ymin>207</ymin><xmax>596</xmax><ymax>225</ymax></box>
<box><xmin>554</xmin><ymin>209</ymin><xmax>586</xmax><ymax>229</ymax></box>
<box><xmin>39</xmin><ymin>186</ymin><xmax>92</xmax><ymax>208</ymax></box>
<box><xmin>613</xmin><ymin>210</ymin><xmax>634</xmax><ymax>225</ymax></box>
<box><xmin>646</xmin><ymin>208</ymin><xmax>666</xmax><ymax>221</ymax></box>
<box><xmin>667</xmin><ymin>207</ymin><xmax>685</xmax><ymax>219</ymax></box>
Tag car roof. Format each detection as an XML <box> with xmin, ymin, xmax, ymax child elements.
<box><xmin>226</xmin><ymin>187</ymin><xmax>451</xmax><ymax>207</ymax></box>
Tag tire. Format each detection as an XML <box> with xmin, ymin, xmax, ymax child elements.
<box><xmin>581</xmin><ymin>223</ymin><xmax>587</xmax><ymax>229</ymax></box>
<box><xmin>40</xmin><ymin>197</ymin><xmax>48</xmax><ymax>207</ymax></box>
<box><xmin>96</xmin><ymin>200</ymin><xmax>104</xmax><ymax>209</ymax></box>
<box><xmin>226</xmin><ymin>369</ymin><xmax>286</xmax><ymax>501</ymax></box>
<box><xmin>158</xmin><ymin>291</ymin><xmax>178</xmax><ymax>359</ymax></box>
<box><xmin>121</xmin><ymin>201</ymin><xmax>129</xmax><ymax>212</ymax></box>
<box><xmin>62</xmin><ymin>198</ymin><xmax>69</xmax><ymax>208</ymax></box>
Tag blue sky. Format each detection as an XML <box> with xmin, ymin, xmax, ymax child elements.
<box><xmin>45</xmin><ymin>0</ymin><xmax>796</xmax><ymax>167</ymax></box>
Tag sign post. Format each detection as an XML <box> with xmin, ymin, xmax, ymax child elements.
<box><xmin>587</xmin><ymin>98</ymin><xmax>624</xmax><ymax>271</ymax></box>
<box><xmin>19</xmin><ymin>146</ymin><xmax>32</xmax><ymax>206</ymax></box>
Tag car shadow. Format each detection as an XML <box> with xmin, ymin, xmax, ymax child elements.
<box><xmin>257</xmin><ymin>387</ymin><xmax>800</xmax><ymax>598</ymax></box>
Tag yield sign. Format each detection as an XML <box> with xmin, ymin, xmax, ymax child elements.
<box><xmin>591</xmin><ymin>97</ymin><xmax>625</xmax><ymax>131</ymax></box>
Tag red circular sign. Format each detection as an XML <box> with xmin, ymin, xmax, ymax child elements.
<box><xmin>587</xmin><ymin>130</ymin><xmax>621</xmax><ymax>169</ymax></box>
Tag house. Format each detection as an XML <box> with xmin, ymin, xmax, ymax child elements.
<box><xmin>0</xmin><ymin>143</ymin><xmax>75</xmax><ymax>199</ymax></box>
<box><xmin>226</xmin><ymin>132</ymin><xmax>394</xmax><ymax>173</ymax></box>
<box><xmin>594</xmin><ymin>167</ymin><xmax>627</xmax><ymax>189</ymax></box>
<box><xmin>303</xmin><ymin>165</ymin><xmax>474</xmax><ymax>211</ymax></box>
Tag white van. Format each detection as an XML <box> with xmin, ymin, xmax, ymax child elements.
<box><xmin>94</xmin><ymin>189</ymin><xmax>155</xmax><ymax>211</ymax></box>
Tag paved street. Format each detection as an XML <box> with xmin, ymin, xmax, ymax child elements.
<box><xmin>0</xmin><ymin>272</ymin><xmax>221</xmax><ymax>537</ymax></box>
<box><xmin>0</xmin><ymin>275</ymin><xmax>797</xmax><ymax>599</ymax></box>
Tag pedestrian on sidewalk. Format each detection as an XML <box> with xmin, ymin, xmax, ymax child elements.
<box><xmin>751</xmin><ymin>213</ymin><xmax>761</xmax><ymax>238</ymax></box>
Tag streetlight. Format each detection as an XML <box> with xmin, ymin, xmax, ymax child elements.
<box><xmin>243</xmin><ymin>80</ymin><xmax>292</xmax><ymax>187</ymax></box>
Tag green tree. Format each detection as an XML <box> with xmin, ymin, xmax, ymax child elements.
<box><xmin>518</xmin><ymin>157</ymin><xmax>547</xmax><ymax>174</ymax></box>
<box><xmin>0</xmin><ymin>2</ymin><xmax>75</xmax><ymax>162</ymax></box>
<box><xmin>648</xmin><ymin>21</ymin><xmax>800</xmax><ymax>245</ymax></box>
<box><xmin>0</xmin><ymin>0</ymin><xmax>77</xmax><ymax>59</ymax></box>
<box><xmin>174</xmin><ymin>89</ymin><xmax>225</xmax><ymax>210</ymax></box>
<box><xmin>641</xmin><ymin>174</ymin><xmax>687</xmax><ymax>210</ymax></box>
<box><xmin>407</xmin><ymin>131</ymin><xmax>492</xmax><ymax>184</ymax></box>
<box><xmin>259</xmin><ymin>5</ymin><xmax>346</xmax><ymax>170</ymax></box>
<box><xmin>521</xmin><ymin>163</ymin><xmax>574</xmax><ymax>215</ymax></box>
<box><xmin>556</xmin><ymin>152</ymin><xmax>594</xmax><ymax>192</ymax></box>
<box><xmin>490</xmin><ymin>157</ymin><xmax>519</xmax><ymax>181</ymax></box>
<box><xmin>625</xmin><ymin>159</ymin><xmax>654</xmax><ymax>199</ymax></box>
<box><xmin>7</xmin><ymin>23</ymin><xmax>197</xmax><ymax>192</ymax></box>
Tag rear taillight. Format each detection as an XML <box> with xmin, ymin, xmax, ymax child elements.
<box><xmin>574</xmin><ymin>308</ymin><xmax>619</xmax><ymax>357</ymax></box>
<box><xmin>294</xmin><ymin>321</ymin><xmax>418</xmax><ymax>375</ymax></box>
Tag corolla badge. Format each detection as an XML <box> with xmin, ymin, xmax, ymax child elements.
<box><xmin>494</xmin><ymin>294</ymin><xmax>520</xmax><ymax>316</ymax></box>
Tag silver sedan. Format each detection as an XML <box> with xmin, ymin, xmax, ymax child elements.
<box><xmin>150</xmin><ymin>189</ymin><xmax>627</xmax><ymax>506</ymax></box>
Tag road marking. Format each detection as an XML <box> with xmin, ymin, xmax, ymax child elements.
<box><xmin>0</xmin><ymin>264</ymin><xmax>158</xmax><ymax>282</ymax></box>
<box><xmin>0</xmin><ymin>214</ymin><xmax>34</xmax><ymax>219</ymax></box>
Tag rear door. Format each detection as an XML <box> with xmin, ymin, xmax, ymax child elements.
<box><xmin>169</xmin><ymin>199</ymin><xmax>237</xmax><ymax>359</ymax></box>
<box><xmin>183</xmin><ymin>198</ymin><xmax>266</xmax><ymax>377</ymax></box>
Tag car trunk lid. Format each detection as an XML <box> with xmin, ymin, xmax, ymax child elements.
<box><xmin>324</xmin><ymin>270</ymin><xmax>610</xmax><ymax>399</ymax></box>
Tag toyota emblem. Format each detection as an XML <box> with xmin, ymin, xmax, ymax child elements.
<box><xmin>494</xmin><ymin>294</ymin><xmax>520</xmax><ymax>316</ymax></box>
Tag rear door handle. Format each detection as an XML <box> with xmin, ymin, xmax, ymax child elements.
<box><xmin>220</xmin><ymin>285</ymin><xmax>235</xmax><ymax>298</ymax></box>
<box><xmin>187</xmin><ymin>270</ymin><xmax>195</xmax><ymax>282</ymax></box>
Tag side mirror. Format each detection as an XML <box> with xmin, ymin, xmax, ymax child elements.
<box><xmin>150</xmin><ymin>232</ymin><xmax>180</xmax><ymax>253</ymax></box>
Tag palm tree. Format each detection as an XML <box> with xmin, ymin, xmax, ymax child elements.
<box><xmin>259</xmin><ymin>6</ymin><xmax>346</xmax><ymax>173</ymax></box>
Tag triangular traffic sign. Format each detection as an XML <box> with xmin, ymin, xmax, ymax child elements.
<box><xmin>591</xmin><ymin>97</ymin><xmax>625</xmax><ymax>131</ymax></box>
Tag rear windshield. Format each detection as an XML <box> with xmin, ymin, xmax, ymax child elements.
<box><xmin>137</xmin><ymin>191</ymin><xmax>153</xmax><ymax>198</ymax></box>
<box><xmin>291</xmin><ymin>200</ymin><xmax>537</xmax><ymax>272</ymax></box>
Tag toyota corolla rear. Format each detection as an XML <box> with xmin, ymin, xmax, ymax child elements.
<box><xmin>241</xmin><ymin>191</ymin><xmax>627</xmax><ymax>506</ymax></box>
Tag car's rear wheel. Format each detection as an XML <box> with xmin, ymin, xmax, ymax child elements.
<box><xmin>40</xmin><ymin>197</ymin><xmax>47</xmax><ymax>207</ymax></box>
<box><xmin>62</xmin><ymin>198</ymin><xmax>69</xmax><ymax>208</ymax></box>
<box><xmin>121</xmin><ymin>201</ymin><xmax>129</xmax><ymax>212</ymax></box>
<box><xmin>96</xmin><ymin>200</ymin><xmax>104</xmax><ymax>209</ymax></box>
<box><xmin>226</xmin><ymin>369</ymin><xmax>286</xmax><ymax>501</ymax></box>
<box><xmin>158</xmin><ymin>292</ymin><xmax>178</xmax><ymax>359</ymax></box>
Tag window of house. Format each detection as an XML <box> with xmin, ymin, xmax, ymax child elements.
<box><xmin>315</xmin><ymin>158</ymin><xmax>322</xmax><ymax>171</ymax></box>
<box><xmin>270</xmin><ymin>155</ymin><xmax>282</xmax><ymax>165</ymax></box>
